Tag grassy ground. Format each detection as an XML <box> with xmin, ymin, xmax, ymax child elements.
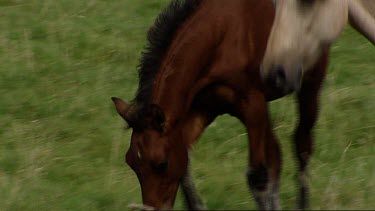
<box><xmin>0</xmin><ymin>0</ymin><xmax>373</xmax><ymax>210</ymax></box>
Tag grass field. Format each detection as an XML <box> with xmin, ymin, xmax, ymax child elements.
<box><xmin>0</xmin><ymin>0</ymin><xmax>374</xmax><ymax>210</ymax></box>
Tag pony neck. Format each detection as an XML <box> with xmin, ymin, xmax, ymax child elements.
<box><xmin>150</xmin><ymin>9</ymin><xmax>218</xmax><ymax>131</ymax></box>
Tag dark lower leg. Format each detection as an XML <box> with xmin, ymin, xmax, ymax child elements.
<box><xmin>180</xmin><ymin>162</ymin><xmax>206</xmax><ymax>210</ymax></box>
<box><xmin>247</xmin><ymin>165</ymin><xmax>270</xmax><ymax>210</ymax></box>
<box><xmin>179</xmin><ymin>111</ymin><xmax>217</xmax><ymax>210</ymax></box>
<box><xmin>266</xmin><ymin>131</ymin><xmax>282</xmax><ymax>210</ymax></box>
<box><xmin>247</xmin><ymin>134</ymin><xmax>281</xmax><ymax>211</ymax></box>
<box><xmin>247</xmin><ymin>165</ymin><xmax>280</xmax><ymax>210</ymax></box>
<box><xmin>294</xmin><ymin>124</ymin><xmax>313</xmax><ymax>210</ymax></box>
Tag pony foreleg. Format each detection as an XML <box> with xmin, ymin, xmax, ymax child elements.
<box><xmin>247</xmin><ymin>127</ymin><xmax>281</xmax><ymax>211</ymax></box>
<box><xmin>240</xmin><ymin>90</ymin><xmax>281</xmax><ymax>210</ymax></box>
<box><xmin>179</xmin><ymin>111</ymin><xmax>216</xmax><ymax>210</ymax></box>
<box><xmin>293</xmin><ymin>51</ymin><xmax>327</xmax><ymax>210</ymax></box>
<box><xmin>264</xmin><ymin>126</ymin><xmax>282</xmax><ymax>211</ymax></box>
<box><xmin>294</xmin><ymin>79</ymin><xmax>323</xmax><ymax>210</ymax></box>
<box><xmin>180</xmin><ymin>160</ymin><xmax>206</xmax><ymax>210</ymax></box>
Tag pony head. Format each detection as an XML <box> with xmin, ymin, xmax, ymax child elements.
<box><xmin>112</xmin><ymin>97</ymin><xmax>188</xmax><ymax>210</ymax></box>
<box><xmin>261</xmin><ymin>0</ymin><xmax>348</xmax><ymax>92</ymax></box>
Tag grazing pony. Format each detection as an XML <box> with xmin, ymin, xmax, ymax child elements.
<box><xmin>112</xmin><ymin>0</ymin><xmax>329</xmax><ymax>210</ymax></box>
<box><xmin>261</xmin><ymin>0</ymin><xmax>375</xmax><ymax>93</ymax></box>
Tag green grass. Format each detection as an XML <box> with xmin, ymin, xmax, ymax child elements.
<box><xmin>0</xmin><ymin>0</ymin><xmax>373</xmax><ymax>210</ymax></box>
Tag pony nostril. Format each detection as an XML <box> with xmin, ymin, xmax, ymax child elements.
<box><xmin>265</xmin><ymin>65</ymin><xmax>286</xmax><ymax>89</ymax></box>
<box><xmin>264</xmin><ymin>65</ymin><xmax>287</xmax><ymax>90</ymax></box>
<box><xmin>276</xmin><ymin>66</ymin><xmax>285</xmax><ymax>80</ymax></box>
<box><xmin>275</xmin><ymin>66</ymin><xmax>286</xmax><ymax>88</ymax></box>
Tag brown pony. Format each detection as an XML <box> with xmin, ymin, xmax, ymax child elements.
<box><xmin>112</xmin><ymin>0</ymin><xmax>328</xmax><ymax>210</ymax></box>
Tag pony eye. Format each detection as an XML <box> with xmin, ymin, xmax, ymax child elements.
<box><xmin>152</xmin><ymin>161</ymin><xmax>168</xmax><ymax>174</ymax></box>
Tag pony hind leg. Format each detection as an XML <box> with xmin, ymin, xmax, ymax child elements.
<box><xmin>240</xmin><ymin>90</ymin><xmax>282</xmax><ymax>210</ymax></box>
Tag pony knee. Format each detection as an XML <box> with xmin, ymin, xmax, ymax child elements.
<box><xmin>246</xmin><ymin>165</ymin><xmax>269</xmax><ymax>191</ymax></box>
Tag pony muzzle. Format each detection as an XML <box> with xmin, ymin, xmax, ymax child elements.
<box><xmin>128</xmin><ymin>203</ymin><xmax>156</xmax><ymax>211</ymax></box>
<box><xmin>128</xmin><ymin>203</ymin><xmax>172</xmax><ymax>211</ymax></box>
<box><xmin>261</xmin><ymin>64</ymin><xmax>303</xmax><ymax>93</ymax></box>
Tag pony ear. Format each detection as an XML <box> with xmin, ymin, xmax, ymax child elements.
<box><xmin>111</xmin><ymin>97</ymin><xmax>130</xmax><ymax>121</ymax></box>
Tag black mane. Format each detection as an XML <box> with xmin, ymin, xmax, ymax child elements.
<box><xmin>133</xmin><ymin>0</ymin><xmax>202</xmax><ymax>106</ymax></box>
